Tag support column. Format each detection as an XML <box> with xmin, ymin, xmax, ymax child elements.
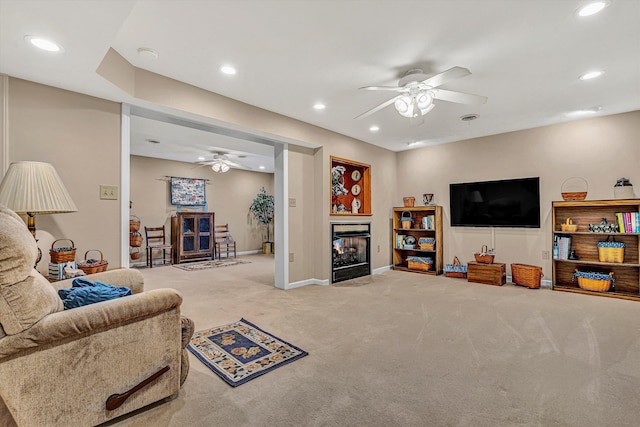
<box><xmin>274</xmin><ymin>143</ymin><xmax>289</xmax><ymax>289</ymax></box>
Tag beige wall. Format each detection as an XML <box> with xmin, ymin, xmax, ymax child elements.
<box><xmin>396</xmin><ymin>110</ymin><xmax>640</xmax><ymax>277</ymax></box>
<box><xmin>7</xmin><ymin>78</ymin><xmax>121</xmax><ymax>277</ymax></box>
<box><xmin>3</xmin><ymin>73</ymin><xmax>398</xmax><ymax>284</ymax></box>
<box><xmin>8</xmin><ymin>67</ymin><xmax>637</xmax><ymax>285</ymax></box>
<box><xmin>129</xmin><ymin>155</ymin><xmax>273</xmax><ymax>262</ymax></box>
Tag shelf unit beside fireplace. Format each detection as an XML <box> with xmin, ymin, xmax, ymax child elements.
<box><xmin>392</xmin><ymin>206</ymin><xmax>443</xmax><ymax>275</ymax></box>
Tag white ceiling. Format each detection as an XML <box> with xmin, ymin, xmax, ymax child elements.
<box><xmin>1</xmin><ymin>0</ymin><xmax>639</xmax><ymax>171</ymax></box>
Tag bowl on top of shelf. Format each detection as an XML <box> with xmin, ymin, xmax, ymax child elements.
<box><xmin>561</xmin><ymin>177</ymin><xmax>588</xmax><ymax>201</ymax></box>
<box><xmin>561</xmin><ymin>218</ymin><xmax>578</xmax><ymax>232</ymax></box>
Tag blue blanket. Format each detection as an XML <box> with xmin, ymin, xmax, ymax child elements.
<box><xmin>58</xmin><ymin>278</ymin><xmax>132</xmax><ymax>310</ymax></box>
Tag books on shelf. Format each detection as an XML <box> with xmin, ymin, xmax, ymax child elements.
<box><xmin>555</xmin><ymin>236</ymin><xmax>571</xmax><ymax>260</ymax></box>
<box><xmin>615</xmin><ymin>212</ymin><xmax>640</xmax><ymax>233</ymax></box>
<box><xmin>422</xmin><ymin>215</ymin><xmax>435</xmax><ymax>230</ymax></box>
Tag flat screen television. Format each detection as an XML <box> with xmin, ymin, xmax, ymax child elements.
<box><xmin>449</xmin><ymin>177</ymin><xmax>540</xmax><ymax>228</ymax></box>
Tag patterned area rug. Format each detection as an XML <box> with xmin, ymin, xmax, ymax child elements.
<box><xmin>188</xmin><ymin>318</ymin><xmax>308</xmax><ymax>387</ymax></box>
<box><xmin>172</xmin><ymin>259</ymin><xmax>251</xmax><ymax>271</ymax></box>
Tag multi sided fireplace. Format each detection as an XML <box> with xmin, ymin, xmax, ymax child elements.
<box><xmin>331</xmin><ymin>223</ymin><xmax>371</xmax><ymax>283</ymax></box>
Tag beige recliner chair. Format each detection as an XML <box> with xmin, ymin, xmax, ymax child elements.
<box><xmin>0</xmin><ymin>205</ymin><xmax>194</xmax><ymax>427</ymax></box>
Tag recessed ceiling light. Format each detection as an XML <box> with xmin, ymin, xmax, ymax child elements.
<box><xmin>407</xmin><ymin>141</ymin><xmax>420</xmax><ymax>146</ymax></box>
<box><xmin>460</xmin><ymin>114</ymin><xmax>480</xmax><ymax>121</ymax></box>
<box><xmin>579</xmin><ymin>70</ymin><xmax>604</xmax><ymax>80</ymax></box>
<box><xmin>259</xmin><ymin>166</ymin><xmax>265</xmax><ymax>170</ymax></box>
<box><xmin>197</xmin><ymin>156</ymin><xmax>205</xmax><ymax>161</ymax></box>
<box><xmin>220</xmin><ymin>65</ymin><xmax>237</xmax><ymax>75</ymax></box>
<box><xmin>137</xmin><ymin>47</ymin><xmax>158</xmax><ymax>60</ymax></box>
<box><xmin>313</xmin><ymin>102</ymin><xmax>326</xmax><ymax>110</ymax></box>
<box><xmin>577</xmin><ymin>1</ymin><xmax>609</xmax><ymax>17</ymax></box>
<box><xmin>24</xmin><ymin>35</ymin><xmax>63</xmax><ymax>52</ymax></box>
<box><xmin>369</xmin><ymin>125</ymin><xmax>380</xmax><ymax>132</ymax></box>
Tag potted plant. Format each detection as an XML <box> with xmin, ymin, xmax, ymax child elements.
<box><xmin>249</xmin><ymin>187</ymin><xmax>275</xmax><ymax>254</ymax></box>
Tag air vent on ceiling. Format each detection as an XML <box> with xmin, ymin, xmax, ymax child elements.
<box><xmin>459</xmin><ymin>114</ymin><xmax>479</xmax><ymax>122</ymax></box>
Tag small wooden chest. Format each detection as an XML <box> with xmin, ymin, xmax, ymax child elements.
<box><xmin>467</xmin><ymin>262</ymin><xmax>506</xmax><ymax>286</ymax></box>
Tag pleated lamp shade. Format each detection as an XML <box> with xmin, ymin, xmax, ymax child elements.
<box><xmin>0</xmin><ymin>161</ymin><xmax>77</xmax><ymax>214</ymax></box>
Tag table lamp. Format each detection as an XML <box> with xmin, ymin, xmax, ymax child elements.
<box><xmin>0</xmin><ymin>161</ymin><xmax>78</xmax><ymax>264</ymax></box>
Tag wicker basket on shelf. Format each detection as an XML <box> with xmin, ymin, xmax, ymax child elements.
<box><xmin>78</xmin><ymin>250</ymin><xmax>108</xmax><ymax>274</ymax></box>
<box><xmin>407</xmin><ymin>256</ymin><xmax>432</xmax><ymax>271</ymax></box>
<box><xmin>418</xmin><ymin>237</ymin><xmax>435</xmax><ymax>251</ymax></box>
<box><xmin>474</xmin><ymin>245</ymin><xmax>495</xmax><ymax>264</ymax></box>
<box><xmin>597</xmin><ymin>237</ymin><xmax>624</xmax><ymax>263</ymax></box>
<box><xmin>560</xmin><ymin>218</ymin><xmax>578</xmax><ymax>232</ymax></box>
<box><xmin>573</xmin><ymin>270</ymin><xmax>614</xmax><ymax>292</ymax></box>
<box><xmin>49</xmin><ymin>239</ymin><xmax>77</xmax><ymax>264</ymax></box>
<box><xmin>511</xmin><ymin>263</ymin><xmax>543</xmax><ymax>289</ymax></box>
<box><xmin>561</xmin><ymin>177</ymin><xmax>588</xmax><ymax>201</ymax></box>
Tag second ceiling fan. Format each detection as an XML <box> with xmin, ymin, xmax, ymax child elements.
<box><xmin>355</xmin><ymin>66</ymin><xmax>487</xmax><ymax>124</ymax></box>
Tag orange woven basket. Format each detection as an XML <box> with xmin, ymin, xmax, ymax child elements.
<box><xmin>474</xmin><ymin>245</ymin><xmax>495</xmax><ymax>264</ymax></box>
<box><xmin>511</xmin><ymin>264</ymin><xmax>543</xmax><ymax>289</ymax></box>
<box><xmin>561</xmin><ymin>177</ymin><xmax>588</xmax><ymax>201</ymax></box>
<box><xmin>49</xmin><ymin>239</ymin><xmax>77</xmax><ymax>264</ymax></box>
<box><xmin>78</xmin><ymin>250</ymin><xmax>108</xmax><ymax>274</ymax></box>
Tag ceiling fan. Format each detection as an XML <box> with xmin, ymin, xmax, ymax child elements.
<box><xmin>355</xmin><ymin>66</ymin><xmax>487</xmax><ymax>124</ymax></box>
<box><xmin>195</xmin><ymin>152</ymin><xmax>251</xmax><ymax>173</ymax></box>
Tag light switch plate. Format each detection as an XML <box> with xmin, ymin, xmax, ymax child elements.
<box><xmin>100</xmin><ymin>185</ymin><xmax>118</xmax><ymax>200</ymax></box>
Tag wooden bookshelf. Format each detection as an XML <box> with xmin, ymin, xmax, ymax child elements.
<box><xmin>552</xmin><ymin>199</ymin><xmax>640</xmax><ymax>301</ymax></box>
<box><xmin>392</xmin><ymin>206</ymin><xmax>443</xmax><ymax>275</ymax></box>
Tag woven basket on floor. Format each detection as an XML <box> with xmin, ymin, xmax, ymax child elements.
<box><xmin>511</xmin><ymin>263</ymin><xmax>543</xmax><ymax>289</ymax></box>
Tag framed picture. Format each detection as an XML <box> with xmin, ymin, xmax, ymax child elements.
<box><xmin>330</xmin><ymin>156</ymin><xmax>371</xmax><ymax>216</ymax></box>
<box><xmin>170</xmin><ymin>177</ymin><xmax>206</xmax><ymax>206</ymax></box>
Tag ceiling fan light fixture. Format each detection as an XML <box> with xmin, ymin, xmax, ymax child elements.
<box><xmin>211</xmin><ymin>161</ymin><xmax>230</xmax><ymax>173</ymax></box>
<box><xmin>394</xmin><ymin>96</ymin><xmax>412</xmax><ymax>116</ymax></box>
<box><xmin>416</xmin><ymin>91</ymin><xmax>433</xmax><ymax>110</ymax></box>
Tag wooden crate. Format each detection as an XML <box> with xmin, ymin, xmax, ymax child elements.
<box><xmin>467</xmin><ymin>262</ymin><xmax>506</xmax><ymax>286</ymax></box>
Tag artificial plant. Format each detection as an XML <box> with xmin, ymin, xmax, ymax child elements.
<box><xmin>249</xmin><ymin>187</ymin><xmax>275</xmax><ymax>242</ymax></box>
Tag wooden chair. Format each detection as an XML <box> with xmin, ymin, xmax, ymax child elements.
<box><xmin>145</xmin><ymin>225</ymin><xmax>173</xmax><ymax>268</ymax></box>
<box><xmin>214</xmin><ymin>224</ymin><xmax>236</xmax><ymax>260</ymax></box>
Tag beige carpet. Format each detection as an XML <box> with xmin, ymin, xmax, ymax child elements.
<box><xmin>107</xmin><ymin>254</ymin><xmax>640</xmax><ymax>426</ymax></box>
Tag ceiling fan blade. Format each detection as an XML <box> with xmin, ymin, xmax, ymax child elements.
<box><xmin>360</xmin><ymin>86</ymin><xmax>405</xmax><ymax>91</ymax></box>
<box><xmin>354</xmin><ymin>95</ymin><xmax>401</xmax><ymax>120</ymax></box>
<box><xmin>421</xmin><ymin>66</ymin><xmax>471</xmax><ymax>88</ymax></box>
<box><xmin>225</xmin><ymin>160</ymin><xmax>252</xmax><ymax>170</ymax></box>
<box><xmin>432</xmin><ymin>88</ymin><xmax>487</xmax><ymax>105</ymax></box>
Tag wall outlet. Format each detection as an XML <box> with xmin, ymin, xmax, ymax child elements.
<box><xmin>289</xmin><ymin>198</ymin><xmax>296</xmax><ymax>207</ymax></box>
<box><xmin>289</xmin><ymin>252</ymin><xmax>294</xmax><ymax>262</ymax></box>
<box><xmin>100</xmin><ymin>185</ymin><xmax>118</xmax><ymax>200</ymax></box>
<box><xmin>542</xmin><ymin>250</ymin><xmax>550</xmax><ymax>260</ymax></box>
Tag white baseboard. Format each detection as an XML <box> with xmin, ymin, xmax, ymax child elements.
<box><xmin>507</xmin><ymin>275</ymin><xmax>553</xmax><ymax>289</ymax></box>
<box><xmin>373</xmin><ymin>265</ymin><xmax>392</xmax><ymax>275</ymax></box>
<box><xmin>286</xmin><ymin>278</ymin><xmax>329</xmax><ymax>290</ymax></box>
